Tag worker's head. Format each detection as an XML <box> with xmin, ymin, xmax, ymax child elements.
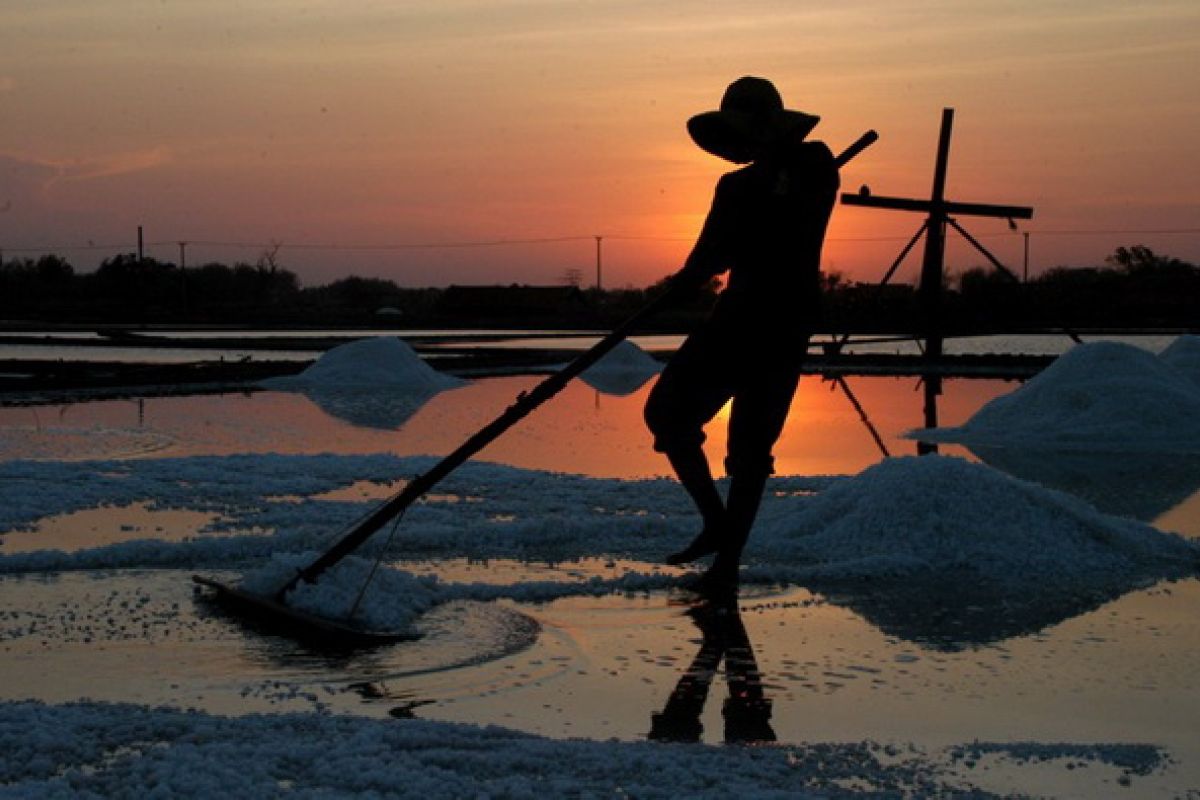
<box><xmin>687</xmin><ymin>77</ymin><xmax>818</xmax><ymax>164</ymax></box>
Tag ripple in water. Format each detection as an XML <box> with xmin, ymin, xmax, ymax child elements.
<box><xmin>0</xmin><ymin>426</ymin><xmax>175</xmax><ymax>461</ymax></box>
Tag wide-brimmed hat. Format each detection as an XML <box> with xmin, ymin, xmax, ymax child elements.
<box><xmin>687</xmin><ymin>76</ymin><xmax>819</xmax><ymax>164</ymax></box>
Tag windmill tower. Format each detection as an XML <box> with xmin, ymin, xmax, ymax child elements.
<box><xmin>841</xmin><ymin>108</ymin><xmax>1034</xmax><ymax>359</ymax></box>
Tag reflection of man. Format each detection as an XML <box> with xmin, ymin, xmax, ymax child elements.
<box><xmin>644</xmin><ymin>77</ymin><xmax>839</xmax><ymax>594</ymax></box>
<box><xmin>648</xmin><ymin>603</ymin><xmax>775</xmax><ymax>744</ymax></box>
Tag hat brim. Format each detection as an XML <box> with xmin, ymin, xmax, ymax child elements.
<box><xmin>687</xmin><ymin>109</ymin><xmax>820</xmax><ymax>164</ymax></box>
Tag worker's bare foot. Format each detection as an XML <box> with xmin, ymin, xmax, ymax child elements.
<box><xmin>682</xmin><ymin>559</ymin><xmax>740</xmax><ymax>602</ymax></box>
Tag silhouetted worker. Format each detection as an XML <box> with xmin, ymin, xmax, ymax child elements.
<box><xmin>645</xmin><ymin>77</ymin><xmax>839</xmax><ymax>593</ymax></box>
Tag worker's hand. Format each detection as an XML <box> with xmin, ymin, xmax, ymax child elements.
<box><xmin>663</xmin><ymin>270</ymin><xmax>708</xmax><ymax>302</ymax></box>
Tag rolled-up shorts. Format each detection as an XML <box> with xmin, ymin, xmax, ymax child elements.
<box><xmin>644</xmin><ymin>294</ymin><xmax>808</xmax><ymax>477</ymax></box>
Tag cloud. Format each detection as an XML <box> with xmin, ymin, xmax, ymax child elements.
<box><xmin>0</xmin><ymin>146</ymin><xmax>173</xmax><ymax>195</ymax></box>
<box><xmin>45</xmin><ymin>146</ymin><xmax>173</xmax><ymax>187</ymax></box>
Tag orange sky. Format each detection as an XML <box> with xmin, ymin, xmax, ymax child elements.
<box><xmin>2</xmin><ymin>1</ymin><xmax>1197</xmax><ymax>287</ymax></box>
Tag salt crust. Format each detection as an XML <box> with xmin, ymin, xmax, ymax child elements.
<box><xmin>0</xmin><ymin>700</ymin><xmax>1166</xmax><ymax>798</ymax></box>
<box><xmin>909</xmin><ymin>340</ymin><xmax>1200</xmax><ymax>450</ymax></box>
<box><xmin>1</xmin><ymin>453</ymin><xmax>1194</xmax><ymax>635</ymax></box>
<box><xmin>0</xmin><ymin>449</ymin><xmax>1191</xmax><ymax>794</ymax></box>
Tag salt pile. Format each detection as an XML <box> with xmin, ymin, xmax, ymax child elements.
<box><xmin>753</xmin><ymin>455</ymin><xmax>1198</xmax><ymax>592</ymax></box>
<box><xmin>908</xmin><ymin>341</ymin><xmax>1200</xmax><ymax>450</ymax></box>
<box><xmin>579</xmin><ymin>340</ymin><xmax>662</xmax><ymax>396</ymax></box>
<box><xmin>1159</xmin><ymin>334</ymin><xmax>1200</xmax><ymax>387</ymax></box>
<box><xmin>261</xmin><ymin>337</ymin><xmax>465</xmax><ymax>429</ymax></box>
<box><xmin>263</xmin><ymin>337</ymin><xmax>463</xmax><ymax>392</ymax></box>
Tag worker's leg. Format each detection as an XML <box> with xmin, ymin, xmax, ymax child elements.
<box><xmin>644</xmin><ymin>324</ymin><xmax>737</xmax><ymax>563</ymax></box>
<box><xmin>704</xmin><ymin>360</ymin><xmax>803</xmax><ymax>586</ymax></box>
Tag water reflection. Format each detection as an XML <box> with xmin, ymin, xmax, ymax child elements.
<box><xmin>191</xmin><ymin>586</ymin><xmax>404</xmax><ymax>669</ymax></box>
<box><xmin>0</xmin><ymin>372</ymin><xmax>995</xmax><ymax>477</ymax></box>
<box><xmin>577</xmin><ymin>369</ymin><xmax>658</xmax><ymax>397</ymax></box>
<box><xmin>918</xmin><ymin>374</ymin><xmax>942</xmax><ymax>456</ymax></box>
<box><xmin>969</xmin><ymin>447</ymin><xmax>1200</xmax><ymax>524</ymax></box>
<box><xmin>298</xmin><ymin>387</ymin><xmax>443</xmax><ymax>430</ymax></box>
<box><xmin>828</xmin><ymin>376</ymin><xmax>891</xmax><ymax>458</ymax></box>
<box><xmin>811</xmin><ymin>577</ymin><xmax>1128</xmax><ymax>652</ymax></box>
<box><xmin>194</xmin><ymin>591</ymin><xmax>542</xmax><ymax>680</ymax></box>
<box><xmin>648</xmin><ymin>602</ymin><xmax>774</xmax><ymax>744</ymax></box>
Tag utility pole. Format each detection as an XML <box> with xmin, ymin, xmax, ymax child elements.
<box><xmin>178</xmin><ymin>241</ymin><xmax>189</xmax><ymax>312</ymax></box>
<box><xmin>137</xmin><ymin>225</ymin><xmax>144</xmax><ymax>262</ymax></box>
<box><xmin>1023</xmin><ymin>231</ymin><xmax>1030</xmax><ymax>283</ymax></box>
<box><xmin>594</xmin><ymin>235</ymin><xmax>603</xmax><ymax>291</ymax></box>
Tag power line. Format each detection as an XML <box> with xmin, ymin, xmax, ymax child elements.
<box><xmin>3</xmin><ymin>243</ymin><xmax>136</xmax><ymax>253</ymax></box>
<box><xmin>4</xmin><ymin>228</ymin><xmax>1198</xmax><ymax>255</ymax></box>
<box><xmin>1</xmin><ymin>235</ymin><xmax>595</xmax><ymax>254</ymax></box>
<box><xmin>174</xmin><ymin>236</ymin><xmax>596</xmax><ymax>251</ymax></box>
<box><xmin>604</xmin><ymin>229</ymin><xmax>1200</xmax><ymax>243</ymax></box>
<box><xmin>1008</xmin><ymin>228</ymin><xmax>1200</xmax><ymax>237</ymax></box>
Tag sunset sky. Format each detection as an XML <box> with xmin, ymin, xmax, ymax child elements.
<box><xmin>2</xmin><ymin>1</ymin><xmax>1197</xmax><ymax>287</ymax></box>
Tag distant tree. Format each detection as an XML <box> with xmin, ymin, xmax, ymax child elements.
<box><xmin>34</xmin><ymin>254</ymin><xmax>74</xmax><ymax>285</ymax></box>
<box><xmin>820</xmin><ymin>270</ymin><xmax>846</xmax><ymax>292</ymax></box>
<box><xmin>295</xmin><ymin>276</ymin><xmax>406</xmax><ymax>322</ymax></box>
<box><xmin>1105</xmin><ymin>244</ymin><xmax>1194</xmax><ymax>275</ymax></box>
<box><xmin>88</xmin><ymin>254</ymin><xmax>179</xmax><ymax>317</ymax></box>
<box><xmin>956</xmin><ymin>265</ymin><xmax>1017</xmax><ymax>295</ymax></box>
<box><xmin>256</xmin><ymin>241</ymin><xmax>283</xmax><ymax>274</ymax></box>
<box><xmin>228</xmin><ymin>259</ymin><xmax>300</xmax><ymax>313</ymax></box>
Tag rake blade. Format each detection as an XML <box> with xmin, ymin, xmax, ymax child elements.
<box><xmin>192</xmin><ymin>575</ymin><xmax>419</xmax><ymax>648</ymax></box>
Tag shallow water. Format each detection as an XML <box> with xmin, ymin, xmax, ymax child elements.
<box><xmin>0</xmin><ymin>373</ymin><xmax>988</xmax><ymax>473</ymax></box>
<box><xmin>2</xmin><ymin>369</ymin><xmax>1199</xmax><ymax>797</ymax></box>
<box><xmin>2</xmin><ymin>566</ymin><xmax>1195</xmax><ymax>797</ymax></box>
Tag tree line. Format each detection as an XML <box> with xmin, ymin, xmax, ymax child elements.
<box><xmin>1</xmin><ymin>245</ymin><xmax>1196</xmax><ymax>331</ymax></box>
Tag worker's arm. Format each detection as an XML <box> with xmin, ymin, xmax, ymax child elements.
<box><xmin>669</xmin><ymin>175</ymin><xmax>737</xmax><ymax>295</ymax></box>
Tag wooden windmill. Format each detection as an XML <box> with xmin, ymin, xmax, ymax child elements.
<box><xmin>840</xmin><ymin>108</ymin><xmax>1034</xmax><ymax>359</ymax></box>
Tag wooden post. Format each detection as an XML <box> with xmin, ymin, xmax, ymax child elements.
<box><xmin>918</xmin><ymin>109</ymin><xmax>953</xmax><ymax>360</ymax></box>
<box><xmin>595</xmin><ymin>235</ymin><xmax>603</xmax><ymax>290</ymax></box>
<box><xmin>1023</xmin><ymin>232</ymin><xmax>1030</xmax><ymax>283</ymax></box>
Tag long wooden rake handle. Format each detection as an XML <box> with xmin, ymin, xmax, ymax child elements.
<box><xmin>276</xmin><ymin>129</ymin><xmax>878</xmax><ymax>598</ymax></box>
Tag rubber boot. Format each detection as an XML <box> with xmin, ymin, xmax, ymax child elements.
<box><xmin>663</xmin><ymin>445</ymin><xmax>727</xmax><ymax>565</ymax></box>
<box><xmin>700</xmin><ymin>469</ymin><xmax>770</xmax><ymax>595</ymax></box>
